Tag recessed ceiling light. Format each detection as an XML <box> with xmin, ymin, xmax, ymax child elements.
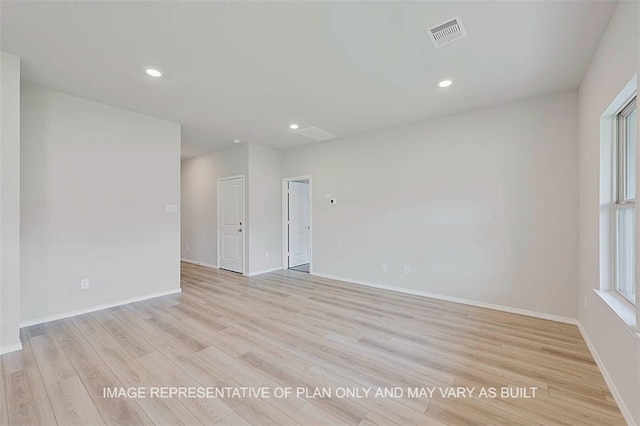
<box><xmin>438</xmin><ymin>79</ymin><xmax>453</xmax><ymax>88</ymax></box>
<box><xmin>145</xmin><ymin>68</ymin><xmax>162</xmax><ymax>77</ymax></box>
<box><xmin>233</xmin><ymin>139</ymin><xmax>241</xmax><ymax>144</ymax></box>
<box><xmin>289</xmin><ymin>124</ymin><xmax>299</xmax><ymax>130</ymax></box>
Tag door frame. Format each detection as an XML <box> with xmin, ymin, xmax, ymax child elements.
<box><xmin>282</xmin><ymin>175</ymin><xmax>313</xmax><ymax>273</ymax></box>
<box><xmin>217</xmin><ymin>174</ymin><xmax>246</xmax><ymax>274</ymax></box>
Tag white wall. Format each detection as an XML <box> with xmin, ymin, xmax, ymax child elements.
<box><xmin>181</xmin><ymin>144</ymin><xmax>248</xmax><ymax>268</ymax></box>
<box><xmin>283</xmin><ymin>91</ymin><xmax>579</xmax><ymax>319</ymax></box>
<box><xmin>20</xmin><ymin>85</ymin><xmax>181</xmax><ymax>323</ymax></box>
<box><xmin>0</xmin><ymin>52</ymin><xmax>21</xmax><ymax>353</ymax></box>
<box><xmin>578</xmin><ymin>2</ymin><xmax>639</xmax><ymax>424</ymax></box>
<box><xmin>248</xmin><ymin>143</ymin><xmax>282</xmax><ymax>275</ymax></box>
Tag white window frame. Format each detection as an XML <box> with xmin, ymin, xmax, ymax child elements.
<box><xmin>613</xmin><ymin>96</ymin><xmax>637</xmax><ymax>305</ymax></box>
<box><xmin>596</xmin><ymin>75</ymin><xmax>638</xmax><ymax>336</ymax></box>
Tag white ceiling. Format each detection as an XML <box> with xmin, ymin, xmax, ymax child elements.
<box><xmin>1</xmin><ymin>1</ymin><xmax>616</xmax><ymax>158</ymax></box>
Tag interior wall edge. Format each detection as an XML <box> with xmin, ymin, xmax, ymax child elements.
<box><xmin>0</xmin><ymin>343</ymin><xmax>23</xmax><ymax>356</ymax></box>
<box><xmin>19</xmin><ymin>288</ymin><xmax>182</xmax><ymax>328</ymax></box>
<box><xmin>578</xmin><ymin>323</ymin><xmax>638</xmax><ymax>426</ymax></box>
<box><xmin>311</xmin><ymin>271</ymin><xmax>579</xmax><ymax>325</ymax></box>
<box><xmin>180</xmin><ymin>258</ymin><xmax>219</xmax><ymax>269</ymax></box>
<box><xmin>246</xmin><ymin>266</ymin><xmax>285</xmax><ymax>277</ymax></box>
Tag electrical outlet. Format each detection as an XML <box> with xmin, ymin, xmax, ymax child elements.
<box><xmin>329</xmin><ymin>198</ymin><xmax>337</xmax><ymax>205</ymax></box>
<box><xmin>80</xmin><ymin>279</ymin><xmax>90</xmax><ymax>290</ymax></box>
<box><xmin>381</xmin><ymin>262</ymin><xmax>387</xmax><ymax>271</ymax></box>
<box><xmin>403</xmin><ymin>266</ymin><xmax>410</xmax><ymax>274</ymax></box>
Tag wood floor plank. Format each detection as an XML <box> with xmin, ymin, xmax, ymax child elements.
<box><xmin>211</xmin><ymin>298</ymin><xmax>454</xmax><ymax>392</ymax></box>
<box><xmin>121</xmin><ymin>308</ymin><xmax>297</xmax><ymax>425</ymax></box>
<box><xmin>303</xmin><ymin>364</ymin><xmax>437</xmax><ymax>425</ymax></box>
<box><xmin>361</xmin><ymin>410</ymin><xmax>446</xmax><ymax>426</ymax></box>
<box><xmin>198</xmin><ymin>346</ymin><xmax>306</xmax><ymax>417</ymax></box>
<box><xmin>292</xmin><ymin>402</ymin><xmax>350</xmax><ymax>426</ymax></box>
<box><xmin>28</xmin><ymin>330</ymin><xmax>76</xmax><ymax>385</ymax></box>
<box><xmin>3</xmin><ymin>331</ymin><xmax>58</xmax><ymax>426</ymax></box>
<box><xmin>137</xmin><ymin>351</ymin><xmax>233</xmax><ymax>424</ymax></box>
<box><xmin>109</xmin><ymin>304</ymin><xmax>296</xmax><ymax>426</ymax></box>
<box><xmin>221</xmin><ymin>327</ymin><xmax>313</xmax><ymax>374</ymax></box>
<box><xmin>1</xmin><ymin>262</ymin><xmax>626</xmax><ymax>425</ymax></box>
<box><xmin>90</xmin><ymin>309</ymin><xmax>155</xmax><ymax>358</ymax></box>
<box><xmin>48</xmin><ymin>319</ymin><xmax>154</xmax><ymax>426</ymax></box>
<box><xmin>425</xmin><ymin>398</ymin><xmax>535</xmax><ymax>426</ymax></box>
<box><xmin>451</xmin><ymin>376</ymin><xmax>619</xmax><ymax>425</ymax></box>
<box><xmin>237</xmin><ymin>349</ymin><xmax>367</xmax><ymax>423</ymax></box>
<box><xmin>215</xmin><ymin>412</ymin><xmax>253</xmax><ymax>426</ymax></box>
<box><xmin>5</xmin><ymin>367</ymin><xmax>57</xmax><ymax>426</ymax></box>
<box><xmin>104</xmin><ymin>307</ymin><xmax>236</xmax><ymax>424</ymax></box>
<box><xmin>46</xmin><ymin>375</ymin><xmax>106</xmax><ymax>426</ymax></box>
<box><xmin>0</xmin><ymin>355</ymin><xmax>8</xmax><ymax>426</ymax></box>
<box><xmin>71</xmin><ymin>314</ymin><xmax>204</xmax><ymax>425</ymax></box>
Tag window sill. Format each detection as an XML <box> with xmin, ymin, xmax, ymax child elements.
<box><xmin>593</xmin><ymin>289</ymin><xmax>640</xmax><ymax>339</ymax></box>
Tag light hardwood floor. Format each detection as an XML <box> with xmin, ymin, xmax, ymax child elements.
<box><xmin>1</xmin><ymin>262</ymin><xmax>625</xmax><ymax>425</ymax></box>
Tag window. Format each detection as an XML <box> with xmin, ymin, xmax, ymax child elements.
<box><xmin>614</xmin><ymin>96</ymin><xmax>637</xmax><ymax>304</ymax></box>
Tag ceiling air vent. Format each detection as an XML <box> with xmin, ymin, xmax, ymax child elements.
<box><xmin>294</xmin><ymin>127</ymin><xmax>336</xmax><ymax>141</ymax></box>
<box><xmin>426</xmin><ymin>15</ymin><xmax>467</xmax><ymax>48</ymax></box>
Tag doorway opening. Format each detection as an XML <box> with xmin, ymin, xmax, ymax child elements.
<box><xmin>282</xmin><ymin>176</ymin><xmax>312</xmax><ymax>273</ymax></box>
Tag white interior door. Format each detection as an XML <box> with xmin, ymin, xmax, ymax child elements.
<box><xmin>218</xmin><ymin>177</ymin><xmax>244</xmax><ymax>273</ymax></box>
<box><xmin>288</xmin><ymin>181</ymin><xmax>310</xmax><ymax>267</ymax></box>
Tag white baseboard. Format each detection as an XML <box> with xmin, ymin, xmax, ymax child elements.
<box><xmin>246</xmin><ymin>266</ymin><xmax>284</xmax><ymax>277</ymax></box>
<box><xmin>19</xmin><ymin>288</ymin><xmax>182</xmax><ymax>328</ymax></box>
<box><xmin>181</xmin><ymin>258</ymin><xmax>219</xmax><ymax>269</ymax></box>
<box><xmin>311</xmin><ymin>272</ymin><xmax>579</xmax><ymax>325</ymax></box>
<box><xmin>0</xmin><ymin>342</ymin><xmax>23</xmax><ymax>355</ymax></box>
<box><xmin>577</xmin><ymin>323</ymin><xmax>636</xmax><ymax>426</ymax></box>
